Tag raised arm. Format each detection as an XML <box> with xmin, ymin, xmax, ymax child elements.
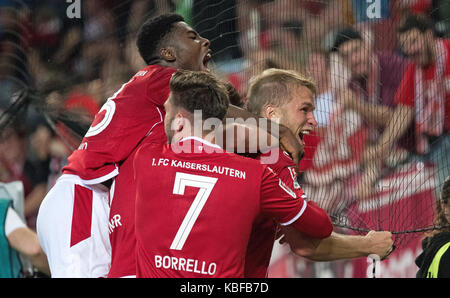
<box><xmin>339</xmin><ymin>89</ymin><xmax>394</xmax><ymax>128</ymax></box>
<box><xmin>363</xmin><ymin>104</ymin><xmax>414</xmax><ymax>164</ymax></box>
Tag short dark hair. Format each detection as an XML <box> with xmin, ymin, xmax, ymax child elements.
<box><xmin>136</xmin><ymin>13</ymin><xmax>185</xmax><ymax>65</ymax></box>
<box><xmin>331</xmin><ymin>27</ymin><xmax>362</xmax><ymax>52</ymax></box>
<box><xmin>169</xmin><ymin>70</ymin><xmax>229</xmax><ymax>121</ymax></box>
<box><xmin>397</xmin><ymin>14</ymin><xmax>434</xmax><ymax>34</ymax></box>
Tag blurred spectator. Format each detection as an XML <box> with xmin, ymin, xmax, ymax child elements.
<box><xmin>26</xmin><ymin>1</ymin><xmax>83</xmax><ymax>88</ymax></box>
<box><xmin>331</xmin><ymin>27</ymin><xmax>408</xmax><ymax>110</ymax></box>
<box><xmin>432</xmin><ymin>0</ymin><xmax>450</xmax><ymax>38</ymax></box>
<box><xmin>391</xmin><ymin>1</ymin><xmax>450</xmax><ymax>38</ymax></box>
<box><xmin>82</xmin><ymin>1</ymin><xmax>114</xmax><ymax>42</ymax></box>
<box><xmin>233</xmin><ymin>0</ymin><xmax>355</xmax><ymax>97</ymax></box>
<box><xmin>0</xmin><ymin>119</ymin><xmax>28</xmax><ymax>184</ymax></box>
<box><xmin>306</xmin><ymin>51</ymin><xmax>334</xmax><ymax>129</ymax></box>
<box><xmin>266</xmin><ymin>19</ymin><xmax>307</xmax><ymax>68</ymax></box>
<box><xmin>228</xmin><ymin>49</ymin><xmax>283</xmax><ymax>97</ymax></box>
<box><xmin>330</xmin><ymin>26</ymin><xmax>409</xmax><ymax>198</ymax></box>
<box><xmin>41</xmin><ymin>79</ymin><xmax>103</xmax><ymax>189</ymax></box>
<box><xmin>0</xmin><ymin>2</ymin><xmax>31</xmax><ymax>109</ymax></box>
<box><xmin>396</xmin><ymin>0</ymin><xmax>433</xmax><ymax>17</ymax></box>
<box><xmin>301</xmin><ymin>0</ymin><xmax>354</xmax><ymax>51</ymax></box>
<box><xmin>365</xmin><ymin>14</ymin><xmax>450</xmax><ymax>192</ymax></box>
<box><xmin>0</xmin><ymin>116</ymin><xmax>50</xmax><ymax>230</ymax></box>
<box><xmin>237</xmin><ymin>0</ymin><xmax>275</xmax><ymax>57</ymax></box>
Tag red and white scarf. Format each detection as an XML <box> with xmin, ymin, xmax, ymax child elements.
<box><xmin>414</xmin><ymin>39</ymin><xmax>447</xmax><ymax>154</ymax></box>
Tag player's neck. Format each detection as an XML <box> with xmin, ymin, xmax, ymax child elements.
<box><xmin>179</xmin><ymin>134</ymin><xmax>221</xmax><ymax>149</ymax></box>
<box><xmin>177</xmin><ymin>129</ymin><xmax>216</xmax><ymax>144</ymax></box>
<box><xmin>151</xmin><ymin>60</ymin><xmax>178</xmax><ymax>69</ymax></box>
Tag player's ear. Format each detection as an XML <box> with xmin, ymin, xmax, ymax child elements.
<box><xmin>160</xmin><ymin>47</ymin><xmax>176</xmax><ymax>62</ymax></box>
<box><xmin>172</xmin><ymin>113</ymin><xmax>183</xmax><ymax>132</ymax></box>
<box><xmin>263</xmin><ymin>105</ymin><xmax>280</xmax><ymax>121</ymax></box>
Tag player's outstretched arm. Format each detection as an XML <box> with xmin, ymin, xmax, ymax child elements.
<box><xmin>338</xmin><ymin>89</ymin><xmax>394</xmax><ymax>128</ymax></box>
<box><xmin>362</xmin><ymin>104</ymin><xmax>414</xmax><ymax>165</ymax></box>
<box><xmin>280</xmin><ymin>228</ymin><xmax>394</xmax><ymax>261</ymax></box>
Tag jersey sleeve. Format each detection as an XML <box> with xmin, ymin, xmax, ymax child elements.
<box><xmin>63</xmin><ymin>67</ymin><xmax>174</xmax><ymax>182</ymax></box>
<box><xmin>259</xmin><ymin>166</ymin><xmax>332</xmax><ymax>239</ymax></box>
<box><xmin>146</xmin><ymin>66</ymin><xmax>177</xmax><ymax>107</ymax></box>
<box><xmin>394</xmin><ymin>63</ymin><xmax>415</xmax><ymax>107</ymax></box>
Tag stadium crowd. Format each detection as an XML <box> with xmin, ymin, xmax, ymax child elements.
<box><xmin>0</xmin><ymin>0</ymin><xmax>449</xmax><ymax>277</ymax></box>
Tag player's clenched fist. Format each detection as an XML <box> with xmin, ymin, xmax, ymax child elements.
<box><xmin>364</xmin><ymin>230</ymin><xmax>395</xmax><ymax>260</ymax></box>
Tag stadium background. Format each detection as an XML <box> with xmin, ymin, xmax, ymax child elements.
<box><xmin>0</xmin><ymin>0</ymin><xmax>449</xmax><ymax>277</ymax></box>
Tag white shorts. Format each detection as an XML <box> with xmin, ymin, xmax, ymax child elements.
<box><xmin>37</xmin><ymin>174</ymin><xmax>111</xmax><ymax>278</ymax></box>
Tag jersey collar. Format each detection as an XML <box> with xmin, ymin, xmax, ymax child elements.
<box><xmin>179</xmin><ymin>136</ymin><xmax>222</xmax><ymax>150</ymax></box>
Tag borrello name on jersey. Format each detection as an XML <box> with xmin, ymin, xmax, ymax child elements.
<box><xmin>134</xmin><ymin>137</ymin><xmax>332</xmax><ymax>278</ymax></box>
<box><xmin>62</xmin><ymin>65</ymin><xmax>177</xmax><ymax>184</ymax></box>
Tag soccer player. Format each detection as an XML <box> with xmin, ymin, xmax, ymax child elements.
<box><xmin>106</xmin><ymin>14</ymin><xmax>304</xmax><ymax>278</ymax></box>
<box><xmin>244</xmin><ymin>68</ymin><xmax>394</xmax><ymax>277</ymax></box>
<box><xmin>37</xmin><ymin>13</ymin><xmax>303</xmax><ymax>277</ymax></box>
<box><xmin>36</xmin><ymin>13</ymin><xmax>188</xmax><ymax>277</ymax></box>
<box><xmin>134</xmin><ymin>70</ymin><xmax>333</xmax><ymax>278</ymax></box>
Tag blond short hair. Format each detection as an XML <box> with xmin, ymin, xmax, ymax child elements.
<box><xmin>245</xmin><ymin>68</ymin><xmax>316</xmax><ymax>116</ymax></box>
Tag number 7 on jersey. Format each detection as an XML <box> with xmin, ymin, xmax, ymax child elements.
<box><xmin>170</xmin><ymin>172</ymin><xmax>218</xmax><ymax>250</ymax></box>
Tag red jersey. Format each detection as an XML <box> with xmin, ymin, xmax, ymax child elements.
<box><xmin>395</xmin><ymin>39</ymin><xmax>450</xmax><ymax>131</ymax></box>
<box><xmin>107</xmin><ymin>124</ymin><xmax>167</xmax><ymax>278</ymax></box>
<box><xmin>245</xmin><ymin>149</ymin><xmax>308</xmax><ymax>278</ymax></box>
<box><xmin>134</xmin><ymin>138</ymin><xmax>332</xmax><ymax>278</ymax></box>
<box><xmin>62</xmin><ymin>65</ymin><xmax>177</xmax><ymax>184</ymax></box>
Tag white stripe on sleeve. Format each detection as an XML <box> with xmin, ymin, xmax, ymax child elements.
<box><xmin>279</xmin><ymin>200</ymin><xmax>307</xmax><ymax>226</ymax></box>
